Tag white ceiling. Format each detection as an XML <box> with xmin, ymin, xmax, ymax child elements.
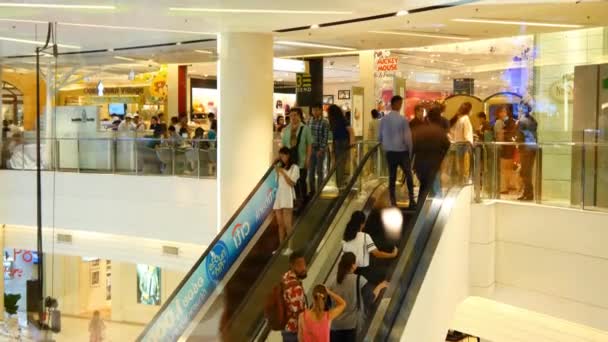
<box><xmin>0</xmin><ymin>0</ymin><xmax>606</xmax><ymax>85</ymax></box>
<box><xmin>0</xmin><ymin>0</ymin><xmax>605</xmax><ymax>58</ymax></box>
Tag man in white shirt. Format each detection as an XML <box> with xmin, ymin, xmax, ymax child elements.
<box><xmin>118</xmin><ymin>114</ymin><xmax>136</xmax><ymax>132</ymax></box>
<box><xmin>133</xmin><ymin>114</ymin><xmax>146</xmax><ymax>132</ymax></box>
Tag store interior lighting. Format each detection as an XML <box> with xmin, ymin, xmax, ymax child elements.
<box><xmin>57</xmin><ymin>22</ymin><xmax>215</xmax><ymax>35</ymax></box>
<box><xmin>396</xmin><ymin>10</ymin><xmax>409</xmax><ymax>16</ymax></box>
<box><xmin>194</xmin><ymin>50</ymin><xmax>214</xmax><ymax>54</ymax></box>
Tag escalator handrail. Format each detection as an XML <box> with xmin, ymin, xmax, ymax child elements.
<box><xmin>138</xmin><ymin>142</ymin><xmax>364</xmax><ymax>340</ymax></box>
<box><xmin>249</xmin><ymin>143</ymin><xmax>382</xmax><ymax>340</ymax></box>
<box><xmin>374</xmin><ymin>186</ymin><xmax>465</xmax><ymax>341</ymax></box>
<box><xmin>363</xmin><ymin>143</ymin><xmax>475</xmax><ymax>341</ymax></box>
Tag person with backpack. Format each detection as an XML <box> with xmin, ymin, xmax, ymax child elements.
<box><xmin>281</xmin><ymin>108</ymin><xmax>312</xmax><ymax>208</ymax></box>
<box><xmin>274</xmin><ymin>147</ymin><xmax>300</xmax><ymax>247</ymax></box>
<box><xmin>329</xmin><ymin>252</ymin><xmax>388</xmax><ymax>341</ymax></box>
<box><xmin>298</xmin><ymin>284</ymin><xmax>346</xmax><ymax>342</ymax></box>
<box><xmin>342</xmin><ymin>211</ymin><xmax>398</xmax><ymax>282</ymax></box>
<box><xmin>266</xmin><ymin>250</ymin><xmax>308</xmax><ymax>342</ymax></box>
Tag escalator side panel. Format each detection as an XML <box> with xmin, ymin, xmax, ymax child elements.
<box><xmin>139</xmin><ymin>172</ymin><xmax>278</xmax><ymax>341</ymax></box>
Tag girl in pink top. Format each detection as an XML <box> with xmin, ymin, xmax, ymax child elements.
<box><xmin>298</xmin><ymin>285</ymin><xmax>346</xmax><ymax>342</ymax></box>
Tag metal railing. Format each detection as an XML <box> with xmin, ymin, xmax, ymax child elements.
<box><xmin>0</xmin><ymin>136</ymin><xmax>217</xmax><ymax>178</ymax></box>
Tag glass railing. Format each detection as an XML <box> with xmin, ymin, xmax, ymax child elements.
<box><xmin>0</xmin><ymin>136</ymin><xmax>217</xmax><ymax>178</ymax></box>
<box><xmin>473</xmin><ymin>141</ymin><xmax>608</xmax><ymax>211</ymax></box>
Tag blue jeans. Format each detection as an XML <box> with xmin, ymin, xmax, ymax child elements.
<box><xmin>309</xmin><ymin>147</ymin><xmax>326</xmax><ymax>194</ymax></box>
<box><xmin>282</xmin><ymin>331</ymin><xmax>298</xmax><ymax>342</ymax></box>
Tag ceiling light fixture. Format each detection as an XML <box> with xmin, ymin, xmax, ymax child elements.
<box><xmin>396</xmin><ymin>10</ymin><xmax>409</xmax><ymax>16</ymax></box>
<box><xmin>194</xmin><ymin>49</ymin><xmax>214</xmax><ymax>54</ymax></box>
<box><xmin>275</xmin><ymin>40</ymin><xmax>356</xmax><ymax>51</ymax></box>
<box><xmin>310</xmin><ymin>24</ymin><xmax>320</xmax><ymax>29</ymax></box>
<box><xmin>279</xmin><ymin>50</ymin><xmax>363</xmax><ymax>59</ymax></box>
<box><xmin>169</xmin><ymin>7</ymin><xmax>352</xmax><ymax>15</ymax></box>
<box><xmin>0</xmin><ymin>18</ymin><xmax>47</xmax><ymax>24</ymax></box>
<box><xmin>0</xmin><ymin>36</ymin><xmax>80</xmax><ymax>49</ymax></box>
<box><xmin>0</xmin><ymin>3</ymin><xmax>114</xmax><ymax>9</ymax></box>
<box><xmin>452</xmin><ymin>18</ymin><xmax>583</xmax><ymax>28</ymax></box>
<box><xmin>370</xmin><ymin>30</ymin><xmax>470</xmax><ymax>40</ymax></box>
<box><xmin>58</xmin><ymin>22</ymin><xmax>215</xmax><ymax>35</ymax></box>
<box><xmin>114</xmin><ymin>56</ymin><xmax>137</xmax><ymax>62</ymax></box>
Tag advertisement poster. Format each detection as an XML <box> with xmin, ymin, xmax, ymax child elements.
<box><xmin>137</xmin><ymin>265</ymin><xmax>161</xmax><ymax>306</ymax></box>
<box><xmin>139</xmin><ymin>171</ymin><xmax>278</xmax><ymax>341</ymax></box>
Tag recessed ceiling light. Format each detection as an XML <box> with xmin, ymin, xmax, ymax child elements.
<box><xmin>275</xmin><ymin>41</ymin><xmax>356</xmax><ymax>51</ymax></box>
<box><xmin>114</xmin><ymin>56</ymin><xmax>137</xmax><ymax>62</ymax></box>
<box><xmin>310</xmin><ymin>24</ymin><xmax>320</xmax><ymax>29</ymax></box>
<box><xmin>0</xmin><ymin>36</ymin><xmax>80</xmax><ymax>49</ymax></box>
<box><xmin>194</xmin><ymin>49</ymin><xmax>213</xmax><ymax>54</ymax></box>
<box><xmin>57</xmin><ymin>22</ymin><xmax>214</xmax><ymax>35</ymax></box>
<box><xmin>0</xmin><ymin>3</ymin><xmax>115</xmax><ymax>9</ymax></box>
<box><xmin>169</xmin><ymin>7</ymin><xmax>352</xmax><ymax>15</ymax></box>
<box><xmin>396</xmin><ymin>10</ymin><xmax>409</xmax><ymax>16</ymax></box>
<box><xmin>452</xmin><ymin>18</ymin><xmax>583</xmax><ymax>28</ymax></box>
<box><xmin>369</xmin><ymin>30</ymin><xmax>470</xmax><ymax>40</ymax></box>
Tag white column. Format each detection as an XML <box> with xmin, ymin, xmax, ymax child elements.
<box><xmin>218</xmin><ymin>33</ymin><xmax>274</xmax><ymax>227</ymax></box>
<box><xmin>358</xmin><ymin>51</ymin><xmax>375</xmax><ymax>140</ymax></box>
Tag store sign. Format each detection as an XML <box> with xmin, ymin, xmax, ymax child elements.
<box><xmin>296</xmin><ymin>73</ymin><xmax>313</xmax><ymax>106</ymax></box>
<box><xmin>83</xmin><ymin>86</ymin><xmax>145</xmax><ymax>96</ymax></box>
<box><xmin>139</xmin><ymin>172</ymin><xmax>278</xmax><ymax>342</ymax></box>
<box><xmin>453</xmin><ymin>78</ymin><xmax>475</xmax><ymax>95</ymax></box>
<box><xmin>274</xmin><ymin>58</ymin><xmax>305</xmax><ymax>73</ymax></box>
<box><xmin>376</xmin><ymin>57</ymin><xmax>399</xmax><ymax>72</ymax></box>
<box><xmin>374</xmin><ymin>50</ymin><xmax>399</xmax><ymax>78</ymax></box>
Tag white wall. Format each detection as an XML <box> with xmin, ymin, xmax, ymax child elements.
<box><xmin>400</xmin><ymin>187</ymin><xmax>472</xmax><ymax>342</ymax></box>
<box><xmin>323</xmin><ymin>82</ymin><xmax>357</xmax><ymax>107</ymax></box>
<box><xmin>467</xmin><ymin>201</ymin><xmax>608</xmax><ymax>333</ymax></box>
<box><xmin>111</xmin><ymin>261</ymin><xmax>184</xmax><ymax>324</ymax></box>
<box><xmin>42</xmin><ymin>255</ymin><xmax>184</xmax><ymax>324</ymax></box>
<box><xmin>0</xmin><ymin>170</ymin><xmax>218</xmax><ymax>244</ymax></box>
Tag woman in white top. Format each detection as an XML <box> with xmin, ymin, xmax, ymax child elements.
<box><xmin>449</xmin><ymin>102</ymin><xmax>474</xmax><ymax>144</ymax></box>
<box><xmin>449</xmin><ymin>102</ymin><xmax>474</xmax><ymax>182</ymax></box>
<box><xmin>342</xmin><ymin>211</ymin><xmax>398</xmax><ymax>279</ymax></box>
<box><xmin>274</xmin><ymin>147</ymin><xmax>300</xmax><ymax>243</ymax></box>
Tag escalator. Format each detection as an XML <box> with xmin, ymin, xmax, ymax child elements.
<box><xmin>137</xmin><ymin>142</ymin><xmax>384</xmax><ymax>341</ymax></box>
<box><xmin>251</xmin><ymin>142</ymin><xmax>473</xmax><ymax>342</ymax></box>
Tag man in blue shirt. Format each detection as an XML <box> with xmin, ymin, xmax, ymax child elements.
<box><xmin>308</xmin><ymin>103</ymin><xmax>330</xmax><ymax>196</ymax></box>
<box><xmin>379</xmin><ymin>95</ymin><xmax>416</xmax><ymax>208</ymax></box>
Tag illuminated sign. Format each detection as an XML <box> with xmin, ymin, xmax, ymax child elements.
<box><xmin>273</xmin><ymin>58</ymin><xmax>305</xmax><ymax>73</ymax></box>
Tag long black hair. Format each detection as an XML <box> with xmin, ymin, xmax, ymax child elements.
<box><xmin>327</xmin><ymin>104</ymin><xmax>348</xmax><ymax>132</ymax></box>
<box><xmin>278</xmin><ymin>146</ymin><xmax>293</xmax><ymax>169</ymax></box>
<box><xmin>343</xmin><ymin>210</ymin><xmax>366</xmax><ymax>242</ymax></box>
<box><xmin>337</xmin><ymin>252</ymin><xmax>356</xmax><ymax>284</ymax></box>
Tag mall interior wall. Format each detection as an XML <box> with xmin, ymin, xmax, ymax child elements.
<box><xmin>0</xmin><ymin>171</ymin><xmax>218</xmax><ymax>245</ymax></box>
<box><xmin>468</xmin><ymin>201</ymin><xmax>608</xmax><ymax>332</ymax></box>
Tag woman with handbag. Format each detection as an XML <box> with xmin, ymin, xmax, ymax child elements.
<box><xmin>329</xmin><ymin>252</ymin><xmax>388</xmax><ymax>341</ymax></box>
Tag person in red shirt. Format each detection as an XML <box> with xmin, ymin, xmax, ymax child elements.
<box><xmin>282</xmin><ymin>251</ymin><xmax>308</xmax><ymax>342</ymax></box>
